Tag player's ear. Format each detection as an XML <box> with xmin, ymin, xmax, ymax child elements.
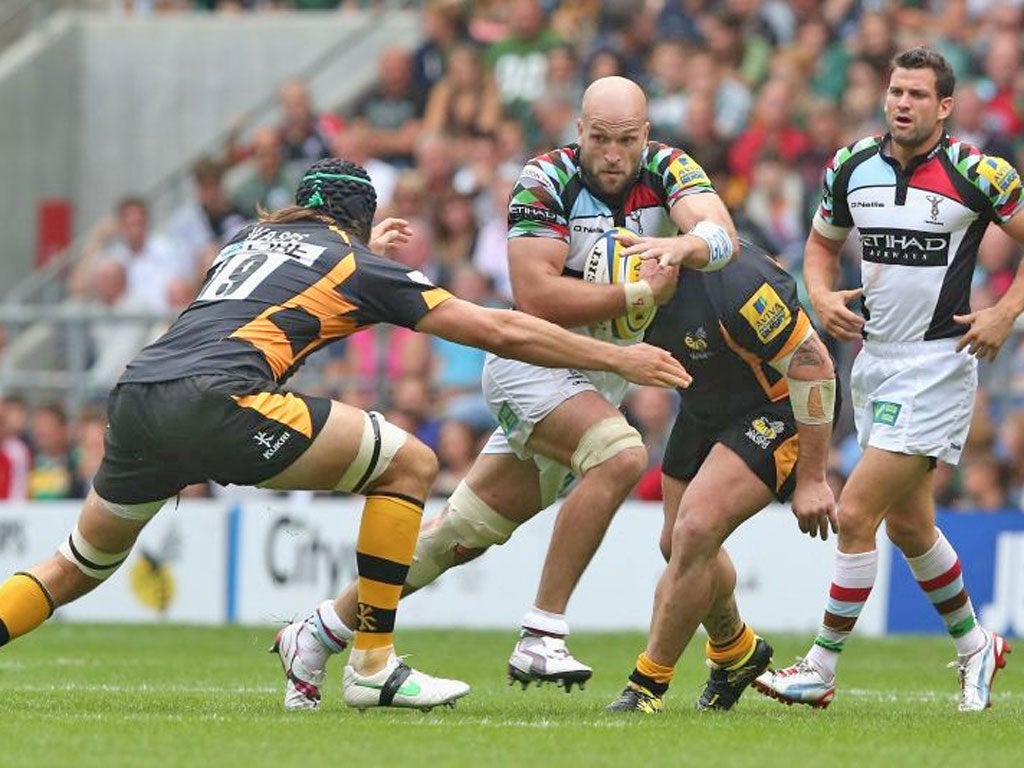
<box><xmin>577</xmin><ymin>118</ymin><xmax>584</xmax><ymax>143</ymax></box>
<box><xmin>938</xmin><ymin>96</ymin><xmax>953</xmax><ymax>122</ymax></box>
<box><xmin>642</xmin><ymin>121</ymin><xmax>650</xmax><ymax>143</ymax></box>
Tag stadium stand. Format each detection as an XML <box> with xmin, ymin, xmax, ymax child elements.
<box><xmin>0</xmin><ymin>0</ymin><xmax>1023</xmax><ymax>511</ymax></box>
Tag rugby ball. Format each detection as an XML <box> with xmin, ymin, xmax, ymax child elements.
<box><xmin>583</xmin><ymin>227</ymin><xmax>658</xmax><ymax>342</ymax></box>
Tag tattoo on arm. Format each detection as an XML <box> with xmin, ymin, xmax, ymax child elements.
<box><xmin>790</xmin><ymin>337</ymin><xmax>827</xmax><ymax>368</ymax></box>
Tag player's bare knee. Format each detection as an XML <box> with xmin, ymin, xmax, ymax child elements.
<box><xmin>836</xmin><ymin>502</ymin><xmax>875</xmax><ymax>545</ymax></box>
<box><xmin>885</xmin><ymin>515</ymin><xmax>931</xmax><ymax>553</ymax></box>
<box><xmin>600</xmin><ymin>444</ymin><xmax>647</xmax><ymax>487</ymax></box>
<box><xmin>671</xmin><ymin>510</ymin><xmax>724</xmax><ymax>563</ymax></box>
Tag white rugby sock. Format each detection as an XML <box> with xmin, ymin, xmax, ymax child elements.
<box><xmin>310</xmin><ymin>599</ymin><xmax>353</xmax><ymax>654</ymax></box>
<box><xmin>522</xmin><ymin>606</ymin><xmax>569</xmax><ymax>637</ymax></box>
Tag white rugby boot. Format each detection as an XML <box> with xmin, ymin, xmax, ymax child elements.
<box><xmin>507</xmin><ymin>632</ymin><xmax>593</xmax><ymax>692</ymax></box>
<box><xmin>753</xmin><ymin>657</ymin><xmax>836</xmax><ymax>709</ymax></box>
<box><xmin>271</xmin><ymin>620</ymin><xmax>329</xmax><ymax>711</ymax></box>
<box><xmin>343</xmin><ymin>654</ymin><xmax>470</xmax><ymax>712</ymax></box>
<box><xmin>953</xmin><ymin>628</ymin><xmax>1011</xmax><ymax>712</ymax></box>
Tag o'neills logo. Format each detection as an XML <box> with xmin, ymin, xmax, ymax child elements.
<box><xmin>859</xmin><ymin>228</ymin><xmax>950</xmax><ymax>266</ymax></box>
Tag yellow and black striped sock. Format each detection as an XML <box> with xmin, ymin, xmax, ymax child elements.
<box><xmin>706</xmin><ymin>622</ymin><xmax>756</xmax><ymax>669</ymax></box>
<box><xmin>629</xmin><ymin>651</ymin><xmax>674</xmax><ymax>696</ymax></box>
<box><xmin>0</xmin><ymin>572</ymin><xmax>54</xmax><ymax>647</ymax></box>
<box><xmin>352</xmin><ymin>493</ymin><xmax>423</xmax><ymax>652</ymax></box>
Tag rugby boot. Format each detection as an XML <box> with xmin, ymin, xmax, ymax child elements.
<box><xmin>696</xmin><ymin>636</ymin><xmax>774</xmax><ymax>711</ymax></box>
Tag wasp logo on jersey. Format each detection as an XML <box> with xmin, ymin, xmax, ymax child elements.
<box><xmin>683</xmin><ymin>326</ymin><xmax>710</xmax><ymax>359</ymax></box>
<box><xmin>740</xmin><ymin>283</ymin><xmax>791</xmax><ymax>344</ymax></box>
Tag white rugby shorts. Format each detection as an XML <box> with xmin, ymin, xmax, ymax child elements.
<box><xmin>851</xmin><ymin>338</ymin><xmax>977</xmax><ymax>466</ymax></box>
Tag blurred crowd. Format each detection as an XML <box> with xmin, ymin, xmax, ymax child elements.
<box><xmin>6</xmin><ymin>0</ymin><xmax>1024</xmax><ymax>510</ymax></box>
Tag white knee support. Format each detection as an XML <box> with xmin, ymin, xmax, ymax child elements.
<box><xmin>98</xmin><ymin>496</ymin><xmax>166</xmax><ymax>522</ymax></box>
<box><xmin>570</xmin><ymin>416</ymin><xmax>644</xmax><ymax>476</ymax></box>
<box><xmin>335</xmin><ymin>411</ymin><xmax>408</xmax><ymax>493</ymax></box>
<box><xmin>406</xmin><ymin>481</ymin><xmax>518</xmax><ymax>589</ymax></box>
<box><xmin>58</xmin><ymin>525</ymin><xmax>131</xmax><ymax>581</ymax></box>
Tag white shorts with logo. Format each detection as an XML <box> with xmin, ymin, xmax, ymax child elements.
<box><xmin>479</xmin><ymin>353</ymin><xmax>630</xmax><ymax>506</ymax></box>
<box><xmin>851</xmin><ymin>338</ymin><xmax>977</xmax><ymax>466</ymax></box>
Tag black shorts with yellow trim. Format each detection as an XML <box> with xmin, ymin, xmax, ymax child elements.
<box><xmin>661</xmin><ymin>400</ymin><xmax>800</xmax><ymax>502</ymax></box>
<box><xmin>93</xmin><ymin>374</ymin><xmax>332</xmax><ymax>504</ymax></box>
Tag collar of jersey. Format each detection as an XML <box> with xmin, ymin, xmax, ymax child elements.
<box><xmin>878</xmin><ymin>131</ymin><xmax>949</xmax><ymax>172</ymax></box>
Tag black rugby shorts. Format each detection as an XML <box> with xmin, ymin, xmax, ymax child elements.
<box><xmin>93</xmin><ymin>375</ymin><xmax>331</xmax><ymax>504</ymax></box>
<box><xmin>661</xmin><ymin>399</ymin><xmax>801</xmax><ymax>502</ymax></box>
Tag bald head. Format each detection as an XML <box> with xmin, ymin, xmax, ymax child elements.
<box><xmin>581</xmin><ymin>76</ymin><xmax>647</xmax><ymax>124</ymax></box>
<box><xmin>578</xmin><ymin>77</ymin><xmax>649</xmax><ymax>199</ymax></box>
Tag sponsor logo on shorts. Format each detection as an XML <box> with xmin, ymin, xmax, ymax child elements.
<box><xmin>746</xmin><ymin>416</ymin><xmax>785</xmax><ymax>449</ymax></box>
<box><xmin>872</xmin><ymin>401</ymin><xmax>902</xmax><ymax>426</ymax></box>
<box><xmin>740</xmin><ymin>283</ymin><xmax>791</xmax><ymax>344</ymax></box>
<box><xmin>255</xmin><ymin>430</ymin><xmax>291</xmax><ymax>459</ymax></box>
<box><xmin>497</xmin><ymin>402</ymin><xmax>519</xmax><ymax>437</ymax></box>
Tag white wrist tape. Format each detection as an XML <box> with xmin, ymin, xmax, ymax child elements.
<box><xmin>689</xmin><ymin>220</ymin><xmax>733</xmax><ymax>271</ymax></box>
<box><xmin>623</xmin><ymin>279</ymin><xmax>655</xmax><ymax>311</ymax></box>
<box><xmin>787</xmin><ymin>378</ymin><xmax>836</xmax><ymax>425</ymax></box>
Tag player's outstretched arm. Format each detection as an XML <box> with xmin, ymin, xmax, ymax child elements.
<box><xmin>415</xmin><ymin>298</ymin><xmax>692</xmax><ymax>389</ymax></box>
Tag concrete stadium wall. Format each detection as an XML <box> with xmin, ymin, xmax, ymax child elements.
<box><xmin>0</xmin><ymin>10</ymin><xmax>420</xmax><ymax>294</ymax></box>
<box><xmin>0</xmin><ymin>14</ymin><xmax>79</xmax><ymax>292</ymax></box>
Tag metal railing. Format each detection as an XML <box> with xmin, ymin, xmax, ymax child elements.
<box><xmin>0</xmin><ymin>304</ymin><xmax>174</xmax><ymax>416</ymax></box>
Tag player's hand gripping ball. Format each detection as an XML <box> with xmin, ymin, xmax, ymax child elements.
<box><xmin>583</xmin><ymin>227</ymin><xmax>658</xmax><ymax>342</ymax></box>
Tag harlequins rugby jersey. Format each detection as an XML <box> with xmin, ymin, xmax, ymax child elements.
<box><xmin>814</xmin><ymin>133</ymin><xmax>1024</xmax><ymax>342</ymax></box>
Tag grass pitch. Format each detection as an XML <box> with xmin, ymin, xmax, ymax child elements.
<box><xmin>1</xmin><ymin>624</ymin><xmax>1021</xmax><ymax>767</ymax></box>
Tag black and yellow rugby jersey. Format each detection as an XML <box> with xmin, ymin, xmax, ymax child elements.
<box><xmin>121</xmin><ymin>221</ymin><xmax>452</xmax><ymax>385</ymax></box>
<box><xmin>646</xmin><ymin>242</ymin><xmax>812</xmax><ymax>424</ymax></box>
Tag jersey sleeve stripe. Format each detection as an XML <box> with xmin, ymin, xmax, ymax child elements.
<box><xmin>812</xmin><ymin>211</ymin><xmax>852</xmax><ymax>240</ymax></box>
<box><xmin>420</xmin><ymin>287</ymin><xmax>453</xmax><ymax>310</ymax></box>
<box><xmin>768</xmin><ymin>310</ymin><xmax>813</xmax><ymax>367</ymax></box>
